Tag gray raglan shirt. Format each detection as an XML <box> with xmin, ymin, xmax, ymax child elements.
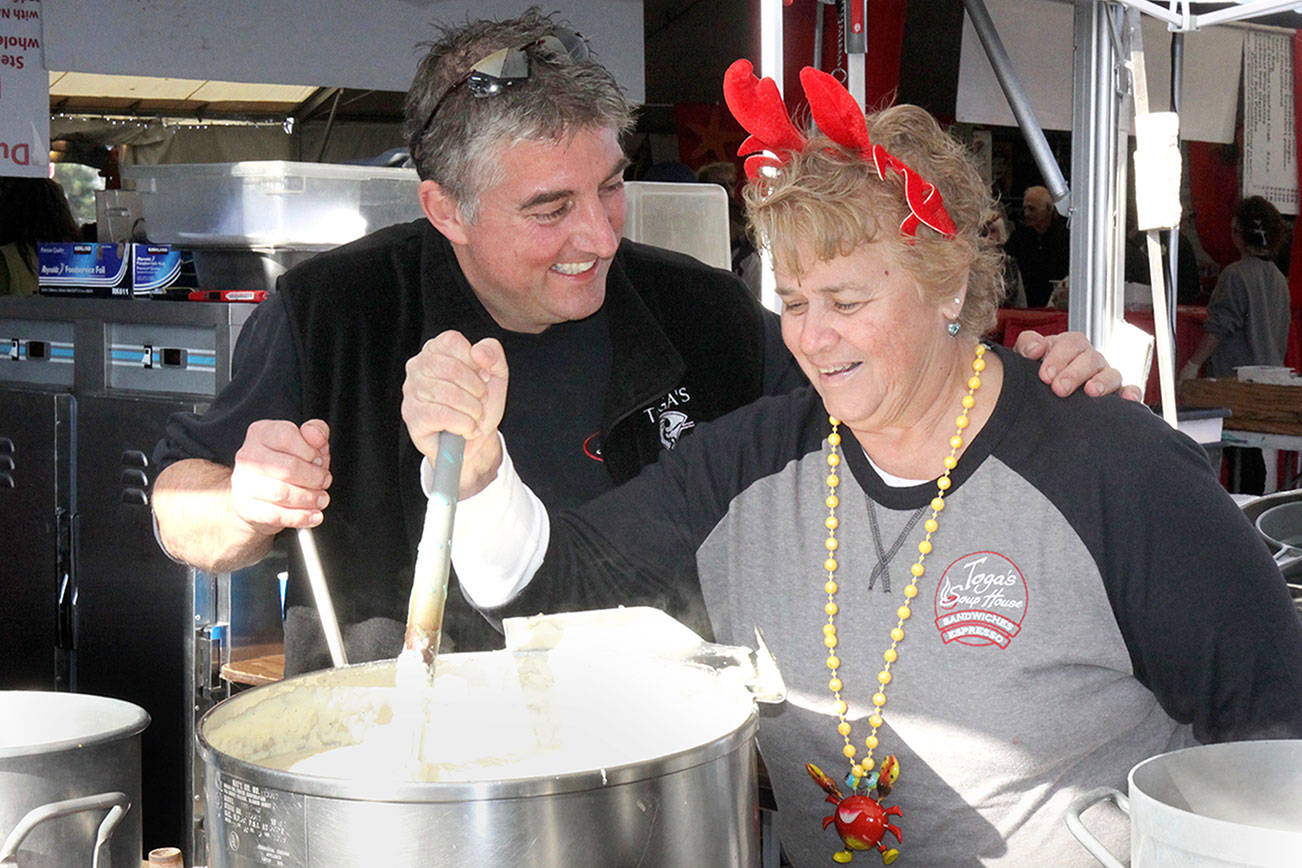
<box><xmin>481</xmin><ymin>345</ymin><xmax>1302</xmax><ymax>866</ymax></box>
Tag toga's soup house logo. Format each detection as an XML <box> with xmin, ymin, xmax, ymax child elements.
<box><xmin>933</xmin><ymin>552</ymin><xmax>1028</xmax><ymax>648</ymax></box>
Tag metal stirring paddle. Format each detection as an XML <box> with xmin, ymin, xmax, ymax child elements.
<box><xmin>399</xmin><ymin>431</ymin><xmax>464</xmax><ymax>685</ymax></box>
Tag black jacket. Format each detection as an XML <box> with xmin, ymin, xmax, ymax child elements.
<box><xmin>276</xmin><ymin>220</ymin><xmax>799</xmax><ymax>670</ymax></box>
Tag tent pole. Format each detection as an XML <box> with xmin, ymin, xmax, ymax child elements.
<box><xmin>1168</xmin><ymin>30</ymin><xmax>1185</xmax><ymax>336</ymax></box>
<box><xmin>961</xmin><ymin>0</ymin><xmax>1069</xmax><ymax>207</ymax></box>
<box><xmin>1068</xmin><ymin>0</ymin><xmax>1121</xmax><ymax>350</ymax></box>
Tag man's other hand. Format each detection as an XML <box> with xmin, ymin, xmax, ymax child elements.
<box><xmin>230</xmin><ymin>418</ymin><xmax>332</xmax><ymax>534</ymax></box>
<box><xmin>1014</xmin><ymin>330</ymin><xmax>1143</xmax><ymax>402</ymax></box>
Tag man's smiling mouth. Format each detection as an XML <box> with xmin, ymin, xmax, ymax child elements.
<box><xmin>552</xmin><ymin>259</ymin><xmax>598</xmax><ymax>275</ymax></box>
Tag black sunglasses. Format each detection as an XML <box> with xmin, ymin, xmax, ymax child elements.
<box><xmin>410</xmin><ymin>29</ymin><xmax>590</xmax><ymax>157</ymax></box>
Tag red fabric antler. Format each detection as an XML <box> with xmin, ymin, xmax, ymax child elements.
<box><xmin>723</xmin><ymin>59</ymin><xmax>956</xmax><ymax>240</ymax></box>
<box><xmin>800</xmin><ymin>66</ymin><xmax>956</xmax><ymax>239</ymax></box>
<box><xmin>799</xmin><ymin>66</ymin><xmax>872</xmax><ymax>154</ymax></box>
<box><xmin>723</xmin><ymin>59</ymin><xmax>807</xmax><ymax>181</ymax></box>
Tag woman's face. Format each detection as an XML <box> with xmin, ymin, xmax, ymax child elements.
<box><xmin>776</xmin><ymin>239</ymin><xmax>958</xmax><ymax>434</ymax></box>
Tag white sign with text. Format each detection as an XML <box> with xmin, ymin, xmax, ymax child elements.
<box><xmin>0</xmin><ymin>0</ymin><xmax>46</xmax><ymax>178</ymax></box>
<box><xmin>1242</xmin><ymin>29</ymin><xmax>1297</xmax><ymax>215</ymax></box>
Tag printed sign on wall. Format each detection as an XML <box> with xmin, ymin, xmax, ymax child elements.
<box><xmin>1242</xmin><ymin>29</ymin><xmax>1297</xmax><ymax>215</ymax></box>
<box><xmin>0</xmin><ymin>0</ymin><xmax>46</xmax><ymax>178</ymax></box>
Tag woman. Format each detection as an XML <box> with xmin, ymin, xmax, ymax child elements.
<box><xmin>426</xmin><ymin>66</ymin><xmax>1302</xmax><ymax>865</ymax></box>
<box><xmin>1180</xmin><ymin>195</ymin><xmax>1291</xmax><ymax>493</ymax></box>
<box><xmin>0</xmin><ymin>178</ymin><xmax>81</xmax><ymax>296</ymax></box>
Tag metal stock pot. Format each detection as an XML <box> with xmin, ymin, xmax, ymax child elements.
<box><xmin>198</xmin><ymin>635</ymin><xmax>763</xmax><ymax>868</ymax></box>
<box><xmin>0</xmin><ymin>691</ymin><xmax>147</xmax><ymax>867</ymax></box>
<box><xmin>1067</xmin><ymin>739</ymin><xmax>1302</xmax><ymax>867</ymax></box>
<box><xmin>1241</xmin><ymin>490</ymin><xmax>1302</xmax><ymax>614</ymax></box>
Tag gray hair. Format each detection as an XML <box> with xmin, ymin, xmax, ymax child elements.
<box><xmin>404</xmin><ymin>7</ymin><xmax>634</xmax><ymax>222</ymax></box>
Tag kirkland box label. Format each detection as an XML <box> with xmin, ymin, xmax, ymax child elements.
<box><xmin>37</xmin><ymin>243</ymin><xmax>132</xmax><ymax>298</ymax></box>
<box><xmin>131</xmin><ymin>244</ymin><xmax>200</xmax><ymax>294</ymax></box>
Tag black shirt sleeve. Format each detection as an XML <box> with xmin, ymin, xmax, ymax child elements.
<box><xmin>1002</xmin><ymin>348</ymin><xmax>1302</xmax><ymax>742</ymax></box>
<box><xmin>152</xmin><ymin>292</ymin><xmax>303</xmax><ymax>471</ymax></box>
<box><xmin>1111</xmin><ymin>438</ymin><xmax>1302</xmax><ymax>742</ymax></box>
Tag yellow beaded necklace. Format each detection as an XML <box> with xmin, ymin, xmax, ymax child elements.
<box><xmin>821</xmin><ymin>343</ymin><xmax>986</xmax><ymax>783</ymax></box>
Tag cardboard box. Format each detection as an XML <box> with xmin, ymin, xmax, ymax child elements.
<box><xmin>132</xmin><ymin>244</ymin><xmax>200</xmax><ymax>295</ymax></box>
<box><xmin>37</xmin><ymin>243</ymin><xmax>133</xmax><ymax>298</ymax></box>
<box><xmin>1180</xmin><ymin>378</ymin><xmax>1302</xmax><ymax>436</ymax></box>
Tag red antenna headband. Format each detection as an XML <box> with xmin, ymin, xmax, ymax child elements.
<box><xmin>722</xmin><ymin>59</ymin><xmax>957</xmax><ymax>240</ymax></box>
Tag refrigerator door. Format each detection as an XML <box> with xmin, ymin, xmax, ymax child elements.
<box><xmin>72</xmin><ymin>393</ymin><xmax>202</xmax><ymax>860</ymax></box>
<box><xmin>0</xmin><ymin>388</ymin><xmax>72</xmax><ymax>690</ymax></box>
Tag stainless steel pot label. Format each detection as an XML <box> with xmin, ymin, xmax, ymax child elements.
<box><xmin>214</xmin><ymin>772</ymin><xmax>307</xmax><ymax>867</ymax></box>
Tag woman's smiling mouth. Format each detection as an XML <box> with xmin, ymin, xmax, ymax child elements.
<box><xmin>818</xmin><ymin>362</ymin><xmax>861</xmax><ymax>377</ymax></box>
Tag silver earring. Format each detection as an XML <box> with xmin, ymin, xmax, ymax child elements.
<box><xmin>947</xmin><ymin>320</ymin><xmax>961</xmax><ymax>337</ymax></box>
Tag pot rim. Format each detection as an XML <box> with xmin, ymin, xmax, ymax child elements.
<box><xmin>198</xmin><ymin>708</ymin><xmax>757</xmax><ymax>802</ymax></box>
<box><xmin>1128</xmin><ymin>739</ymin><xmax>1302</xmax><ymax>846</ymax></box>
<box><xmin>196</xmin><ymin>655</ymin><xmax>761</xmax><ymax>802</ymax></box>
<box><xmin>0</xmin><ymin>691</ymin><xmax>150</xmax><ymax>759</ymax></box>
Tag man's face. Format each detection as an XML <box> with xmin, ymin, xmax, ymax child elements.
<box><xmin>1021</xmin><ymin>192</ymin><xmax>1054</xmax><ymax>235</ymax></box>
<box><xmin>447</xmin><ymin>126</ymin><xmax>628</xmax><ymax>333</ymax></box>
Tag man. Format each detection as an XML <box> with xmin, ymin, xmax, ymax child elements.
<box><xmin>152</xmin><ymin>10</ymin><xmax>1123</xmax><ymax>675</ymax></box>
<box><xmin>1007</xmin><ymin>184</ymin><xmax>1070</xmax><ymax>307</ymax></box>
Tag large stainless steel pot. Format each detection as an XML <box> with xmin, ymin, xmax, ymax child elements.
<box><xmin>0</xmin><ymin>691</ymin><xmax>148</xmax><ymax>867</ymax></box>
<box><xmin>1241</xmin><ymin>490</ymin><xmax>1302</xmax><ymax>613</ymax></box>
<box><xmin>198</xmin><ymin>644</ymin><xmax>761</xmax><ymax>867</ymax></box>
<box><xmin>1066</xmin><ymin>739</ymin><xmax>1302</xmax><ymax>866</ymax></box>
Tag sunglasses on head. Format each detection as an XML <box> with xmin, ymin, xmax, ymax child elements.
<box><xmin>411</xmin><ymin>29</ymin><xmax>590</xmax><ymax>155</ymax></box>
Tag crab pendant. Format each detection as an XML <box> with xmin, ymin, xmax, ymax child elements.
<box><xmin>807</xmin><ymin>761</ymin><xmax>902</xmax><ymax>864</ymax></box>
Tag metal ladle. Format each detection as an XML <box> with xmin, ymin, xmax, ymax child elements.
<box><xmin>297</xmin><ymin>527</ymin><xmax>348</xmax><ymax>668</ymax></box>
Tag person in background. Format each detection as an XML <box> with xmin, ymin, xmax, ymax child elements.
<box><xmin>1006</xmin><ymin>184</ymin><xmax>1069</xmax><ymax>307</ymax></box>
<box><xmin>982</xmin><ymin>200</ymin><xmax>1026</xmax><ymax>307</ymax></box>
<box><xmin>1179</xmin><ymin>195</ymin><xmax>1290</xmax><ymax>493</ymax></box>
<box><xmin>434</xmin><ymin>65</ymin><xmax>1302</xmax><ymax>865</ymax></box>
<box><xmin>151</xmin><ymin>8</ymin><xmax>1124</xmax><ymax>677</ymax></box>
<box><xmin>697</xmin><ymin>159</ymin><xmax>761</xmax><ymax>296</ymax></box>
<box><xmin>1123</xmin><ymin>206</ymin><xmax>1201</xmax><ymax>305</ymax></box>
<box><xmin>0</xmin><ymin>177</ymin><xmax>81</xmax><ymax>296</ymax></box>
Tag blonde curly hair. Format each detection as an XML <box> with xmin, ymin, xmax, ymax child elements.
<box><xmin>743</xmin><ymin>104</ymin><xmax>1003</xmax><ymax>336</ymax></box>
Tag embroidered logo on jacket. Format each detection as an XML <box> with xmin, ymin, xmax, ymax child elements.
<box><xmin>932</xmin><ymin>551</ymin><xmax>1028</xmax><ymax>648</ymax></box>
<box><xmin>656</xmin><ymin>410</ymin><xmax>695</xmax><ymax>449</ymax></box>
<box><xmin>642</xmin><ymin>387</ymin><xmax>696</xmax><ymax>450</ymax></box>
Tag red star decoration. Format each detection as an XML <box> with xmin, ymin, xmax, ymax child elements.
<box><xmin>674</xmin><ymin>102</ymin><xmax>746</xmax><ymax>171</ymax></box>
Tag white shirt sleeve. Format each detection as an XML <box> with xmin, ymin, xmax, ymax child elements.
<box><xmin>420</xmin><ymin>435</ymin><xmax>549</xmax><ymax>608</ymax></box>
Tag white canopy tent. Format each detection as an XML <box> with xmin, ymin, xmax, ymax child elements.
<box><xmin>39</xmin><ymin>0</ymin><xmax>645</xmax><ymax>167</ymax></box>
<box><xmin>41</xmin><ymin>0</ymin><xmax>645</xmax><ymax>103</ymax></box>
